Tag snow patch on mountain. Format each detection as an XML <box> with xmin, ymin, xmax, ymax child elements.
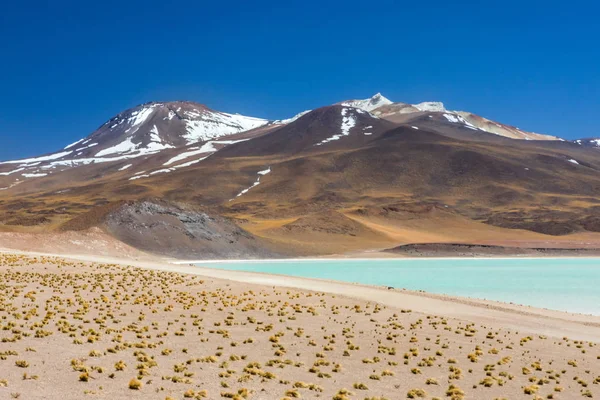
<box><xmin>341</xmin><ymin>109</ymin><xmax>357</xmax><ymax>135</ymax></box>
<box><xmin>64</xmin><ymin>138</ymin><xmax>85</xmax><ymax>150</ymax></box>
<box><xmin>273</xmin><ymin>110</ymin><xmax>311</xmax><ymax>125</ymax></box>
<box><xmin>95</xmin><ymin>127</ymin><xmax>174</xmax><ymax>158</ymax></box>
<box><xmin>129</xmin><ymin>173</ymin><xmax>152</xmax><ymax>181</ymax></box>
<box><xmin>443</xmin><ymin>113</ymin><xmax>478</xmax><ymax>130</ymax></box>
<box><xmin>414</xmin><ymin>102</ymin><xmax>446</xmax><ymax>112</ymax></box>
<box><xmin>0</xmin><ymin>168</ymin><xmax>25</xmax><ymax>176</ymax></box>
<box><xmin>316</xmin><ymin>108</ymin><xmax>358</xmax><ymax>146</ymax></box>
<box><xmin>172</xmin><ymin>155</ymin><xmax>210</xmax><ymax>169</ymax></box>
<box><xmin>341</xmin><ymin>93</ymin><xmax>392</xmax><ymax>112</ymax></box>
<box><xmin>183</xmin><ymin>111</ymin><xmax>268</xmax><ymax>144</ymax></box>
<box><xmin>126</xmin><ymin>106</ymin><xmax>156</xmax><ymax>133</ymax></box>
<box><xmin>149</xmin><ymin>125</ymin><xmax>161</xmax><ymax>141</ymax></box>
<box><xmin>95</xmin><ymin>138</ymin><xmax>140</xmax><ymax>157</ymax></box>
<box><xmin>130</xmin><ymin>151</ymin><xmax>215</xmax><ymax>181</ymax></box>
<box><xmin>163</xmin><ymin>139</ymin><xmax>249</xmax><ymax>166</ymax></box>
<box><xmin>145</xmin><ymin>125</ymin><xmax>174</xmax><ymax>152</ymax></box>
<box><xmin>344</xmin><ymin>95</ymin><xmax>446</xmax><ymax>115</ymax></box>
<box><xmin>75</xmin><ymin>143</ymin><xmax>98</xmax><ymax>151</ymax></box>
<box><xmin>231</xmin><ymin>167</ymin><xmax>271</xmax><ymax>200</ymax></box>
<box><xmin>0</xmin><ymin>151</ymin><xmax>74</xmax><ymax>165</ymax></box>
<box><xmin>144</xmin><ymin>141</ymin><xmax>173</xmax><ymax>153</ymax></box>
<box><xmin>39</xmin><ymin>151</ymin><xmax>164</xmax><ymax>169</ymax></box>
<box><xmin>163</xmin><ymin>146</ymin><xmax>211</xmax><ymax>167</ymax></box>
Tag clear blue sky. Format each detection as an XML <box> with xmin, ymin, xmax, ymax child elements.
<box><xmin>1</xmin><ymin>0</ymin><xmax>598</xmax><ymax>160</ymax></box>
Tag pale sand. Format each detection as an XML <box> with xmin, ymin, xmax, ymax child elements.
<box><xmin>1</xmin><ymin>251</ymin><xmax>599</xmax><ymax>399</ymax></box>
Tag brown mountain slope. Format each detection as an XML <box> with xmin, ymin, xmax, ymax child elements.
<box><xmin>370</xmin><ymin>99</ymin><xmax>560</xmax><ymax>141</ymax></box>
<box><xmin>3</xmin><ymin>125</ymin><xmax>600</xmax><ymax>226</ymax></box>
<box><xmin>3</xmin><ymin>100</ymin><xmax>600</xmax><ymax>257</ymax></box>
<box><xmin>233</xmin><ymin>210</ymin><xmax>397</xmax><ymax>256</ymax></box>
<box><xmin>219</xmin><ymin>105</ymin><xmax>397</xmax><ymax>156</ymax></box>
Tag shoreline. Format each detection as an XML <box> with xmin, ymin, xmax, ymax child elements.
<box><xmin>171</xmin><ymin>255</ymin><xmax>600</xmax><ymax>263</ymax></box>
<box><xmin>3</xmin><ymin>251</ymin><xmax>600</xmax><ymax>399</ymax></box>
<box><xmin>2</xmin><ymin>248</ymin><xmax>600</xmax><ymax>342</ymax></box>
<box><xmin>5</xmin><ymin>244</ymin><xmax>600</xmax><ymax>264</ymax></box>
<box><xmin>187</xmin><ymin>262</ymin><xmax>600</xmax><ymax>316</ymax></box>
<box><xmin>185</xmin><ymin>265</ymin><xmax>600</xmax><ymax>340</ymax></box>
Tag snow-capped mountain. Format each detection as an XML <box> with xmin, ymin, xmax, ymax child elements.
<box><xmin>4</xmin><ymin>91</ymin><xmax>600</xmax><ymax>249</ymax></box>
<box><xmin>341</xmin><ymin>95</ymin><xmax>447</xmax><ymax>115</ymax></box>
<box><xmin>272</xmin><ymin>93</ymin><xmax>394</xmax><ymax>125</ymax></box>
<box><xmin>91</xmin><ymin>101</ymin><xmax>268</xmax><ymax>151</ymax></box>
<box><xmin>347</xmin><ymin>94</ymin><xmax>562</xmax><ymax>141</ymax></box>
<box><xmin>0</xmin><ymin>92</ymin><xmax>581</xmax><ymax>191</ymax></box>
<box><xmin>0</xmin><ymin>101</ymin><xmax>270</xmax><ymax>185</ymax></box>
<box><xmin>339</xmin><ymin>93</ymin><xmax>393</xmax><ymax>112</ymax></box>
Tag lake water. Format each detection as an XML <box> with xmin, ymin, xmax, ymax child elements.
<box><xmin>196</xmin><ymin>258</ymin><xmax>600</xmax><ymax>315</ymax></box>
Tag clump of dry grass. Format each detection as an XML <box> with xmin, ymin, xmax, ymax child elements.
<box><xmin>523</xmin><ymin>384</ymin><xmax>539</xmax><ymax>394</ymax></box>
<box><xmin>445</xmin><ymin>384</ymin><xmax>465</xmax><ymax>399</ymax></box>
<box><xmin>128</xmin><ymin>378</ymin><xmax>142</xmax><ymax>390</ymax></box>
<box><xmin>407</xmin><ymin>388</ymin><xmax>426</xmax><ymax>398</ymax></box>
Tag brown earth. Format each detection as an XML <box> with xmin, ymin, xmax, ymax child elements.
<box><xmin>3</xmin><ymin>106</ymin><xmax>600</xmax><ymax>257</ymax></box>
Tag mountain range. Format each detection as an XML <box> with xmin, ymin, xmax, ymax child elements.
<box><xmin>1</xmin><ymin>93</ymin><xmax>600</xmax><ymax>258</ymax></box>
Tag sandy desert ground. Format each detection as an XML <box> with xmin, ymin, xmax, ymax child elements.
<box><xmin>0</xmin><ymin>252</ymin><xmax>599</xmax><ymax>400</ymax></box>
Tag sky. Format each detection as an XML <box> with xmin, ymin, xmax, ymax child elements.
<box><xmin>0</xmin><ymin>0</ymin><xmax>598</xmax><ymax>161</ymax></box>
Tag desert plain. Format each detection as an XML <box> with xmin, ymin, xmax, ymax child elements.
<box><xmin>0</xmin><ymin>252</ymin><xmax>599</xmax><ymax>400</ymax></box>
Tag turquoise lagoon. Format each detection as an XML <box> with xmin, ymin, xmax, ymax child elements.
<box><xmin>196</xmin><ymin>258</ymin><xmax>600</xmax><ymax>315</ymax></box>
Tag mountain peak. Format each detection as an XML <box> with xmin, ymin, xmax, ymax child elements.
<box><xmin>413</xmin><ymin>101</ymin><xmax>446</xmax><ymax>112</ymax></box>
<box><xmin>0</xmin><ymin>100</ymin><xmax>270</xmax><ymax>183</ymax></box>
<box><xmin>371</xmin><ymin>92</ymin><xmax>389</xmax><ymax>101</ymax></box>
<box><xmin>339</xmin><ymin>93</ymin><xmax>393</xmax><ymax>112</ymax></box>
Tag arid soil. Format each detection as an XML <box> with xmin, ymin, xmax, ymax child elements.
<box><xmin>0</xmin><ymin>228</ymin><xmax>150</xmax><ymax>259</ymax></box>
<box><xmin>1</xmin><ymin>253</ymin><xmax>599</xmax><ymax>399</ymax></box>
